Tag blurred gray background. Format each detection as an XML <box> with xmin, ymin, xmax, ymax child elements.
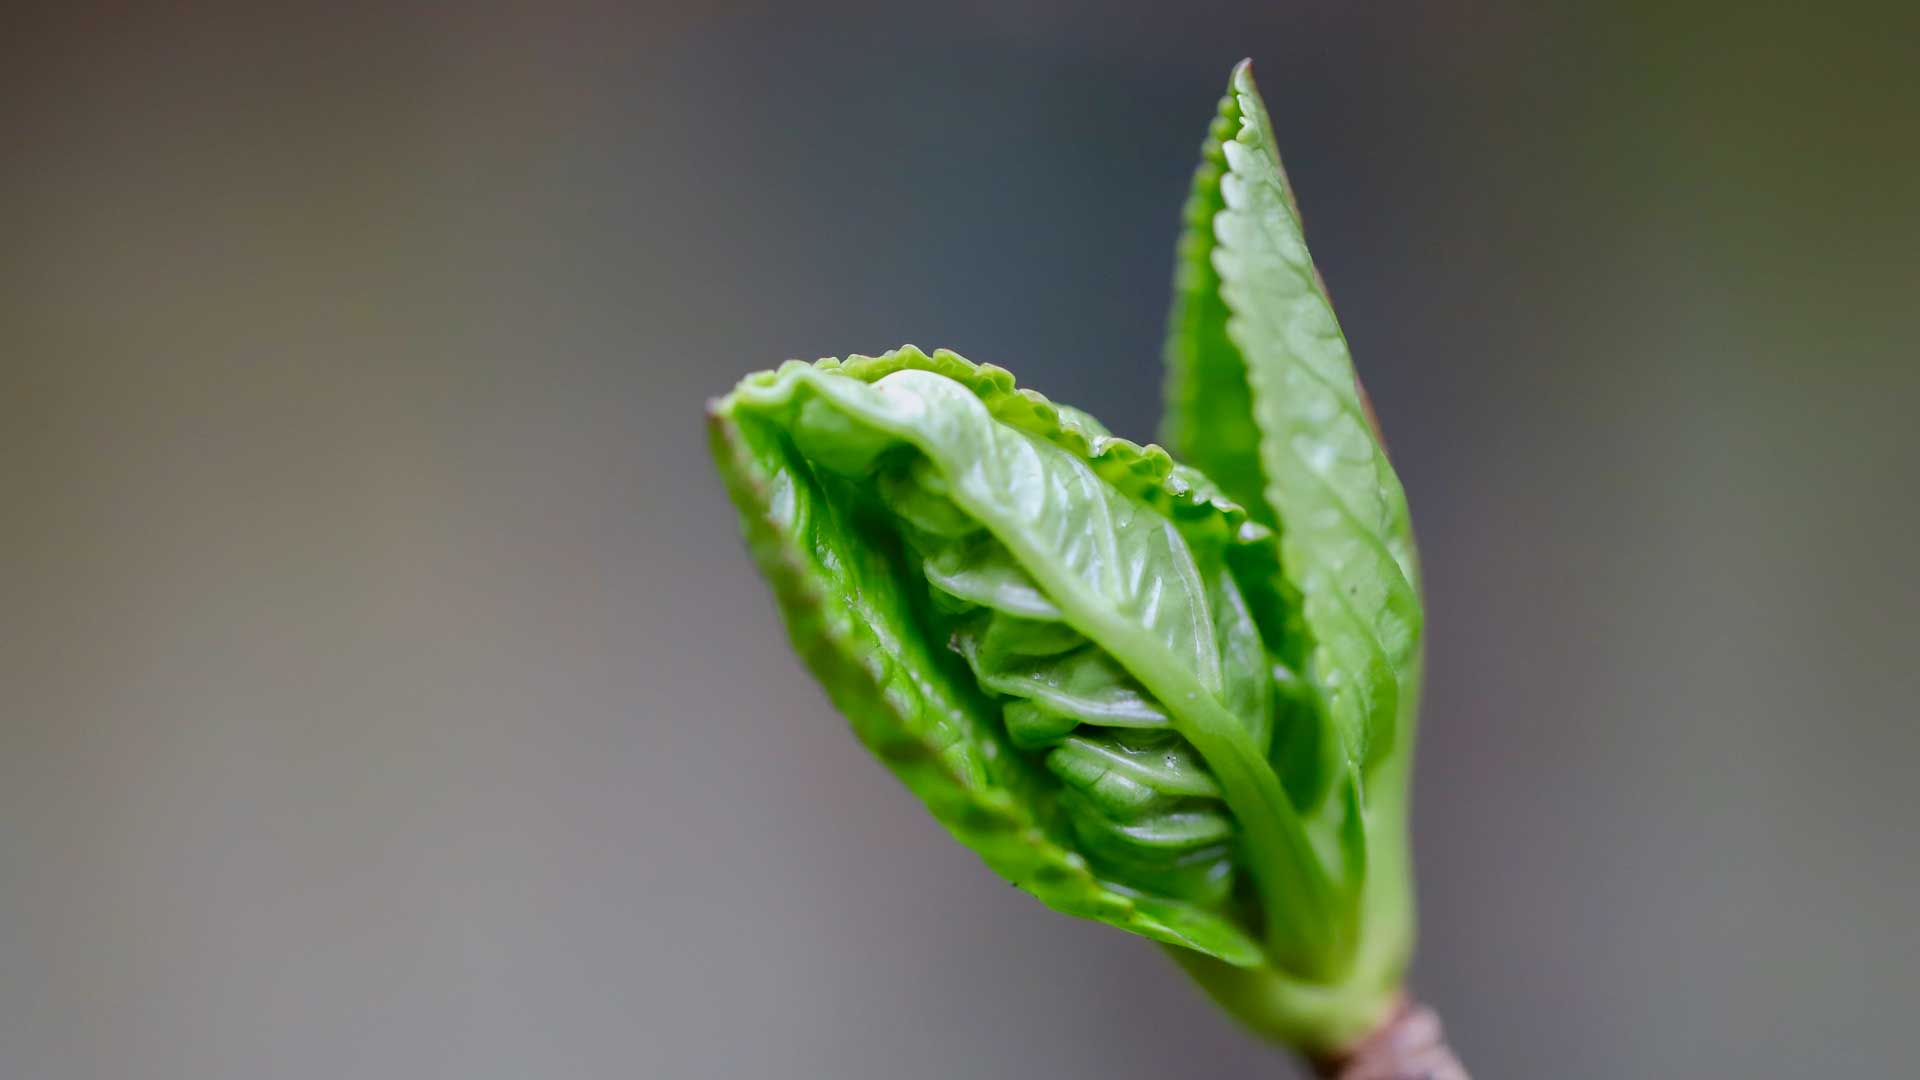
<box><xmin>5</xmin><ymin>3</ymin><xmax>1917</xmax><ymax>1077</ymax></box>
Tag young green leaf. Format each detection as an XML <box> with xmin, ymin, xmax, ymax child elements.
<box><xmin>1165</xmin><ymin>60</ymin><xmax>1421</xmax><ymax>777</ymax></box>
<box><xmin>1159</xmin><ymin>60</ymin><xmax>1425</xmax><ymax>1047</ymax></box>
<box><xmin>709</xmin><ymin>346</ymin><xmax>1368</xmax><ymax>977</ymax></box>
<box><xmin>708</xmin><ymin>59</ymin><xmax>1437</xmax><ymax>1060</ymax></box>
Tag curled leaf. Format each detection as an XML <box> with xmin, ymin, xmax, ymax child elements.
<box><xmin>710</xmin><ymin>59</ymin><xmax>1430</xmax><ymax>1056</ymax></box>
<box><xmin>709</xmin><ymin>347</ymin><xmax>1305</xmax><ymax>967</ymax></box>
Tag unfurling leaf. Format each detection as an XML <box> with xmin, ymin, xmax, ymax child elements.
<box><xmin>710</xmin><ymin>346</ymin><xmax>1332</xmax><ymax>970</ymax></box>
<box><xmin>709</xmin><ymin>60</ymin><xmax>1425</xmax><ymax>1056</ymax></box>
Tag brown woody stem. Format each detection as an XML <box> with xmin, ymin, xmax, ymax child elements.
<box><xmin>1309</xmin><ymin>994</ymin><xmax>1468</xmax><ymax>1080</ymax></box>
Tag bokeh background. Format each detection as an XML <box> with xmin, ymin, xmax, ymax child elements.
<box><xmin>6</xmin><ymin>3</ymin><xmax>1917</xmax><ymax>1077</ymax></box>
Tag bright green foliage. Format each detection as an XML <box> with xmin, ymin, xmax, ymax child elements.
<box><xmin>708</xmin><ymin>61</ymin><xmax>1423</xmax><ymax>1054</ymax></box>
<box><xmin>1157</xmin><ymin>59</ymin><xmax>1423</xmax><ymax>1049</ymax></box>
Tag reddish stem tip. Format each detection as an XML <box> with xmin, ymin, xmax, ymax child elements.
<box><xmin>1312</xmin><ymin>995</ymin><xmax>1469</xmax><ymax>1080</ymax></box>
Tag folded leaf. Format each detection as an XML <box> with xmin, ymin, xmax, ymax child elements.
<box><xmin>710</xmin><ymin>346</ymin><xmax>1358</xmax><ymax>974</ymax></box>
<box><xmin>1158</xmin><ymin>60</ymin><xmax>1425</xmax><ymax>1047</ymax></box>
<box><xmin>1164</xmin><ymin>60</ymin><xmax>1421</xmax><ymax>779</ymax></box>
<box><xmin>709</xmin><ymin>59</ymin><xmax>1432</xmax><ymax>1057</ymax></box>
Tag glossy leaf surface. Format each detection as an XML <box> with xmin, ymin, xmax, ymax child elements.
<box><xmin>709</xmin><ymin>60</ymin><xmax>1428</xmax><ymax>1054</ymax></box>
<box><xmin>712</xmin><ymin>348</ymin><xmax>1286</xmax><ymax>967</ymax></box>
<box><xmin>1159</xmin><ymin>61</ymin><xmax>1424</xmax><ymax>1047</ymax></box>
<box><xmin>1164</xmin><ymin>61</ymin><xmax>1421</xmax><ymax>779</ymax></box>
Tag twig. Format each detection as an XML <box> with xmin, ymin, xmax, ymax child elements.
<box><xmin>1311</xmin><ymin>995</ymin><xmax>1469</xmax><ymax>1080</ymax></box>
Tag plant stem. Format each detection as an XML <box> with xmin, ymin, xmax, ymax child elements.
<box><xmin>1308</xmin><ymin>994</ymin><xmax>1468</xmax><ymax>1080</ymax></box>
